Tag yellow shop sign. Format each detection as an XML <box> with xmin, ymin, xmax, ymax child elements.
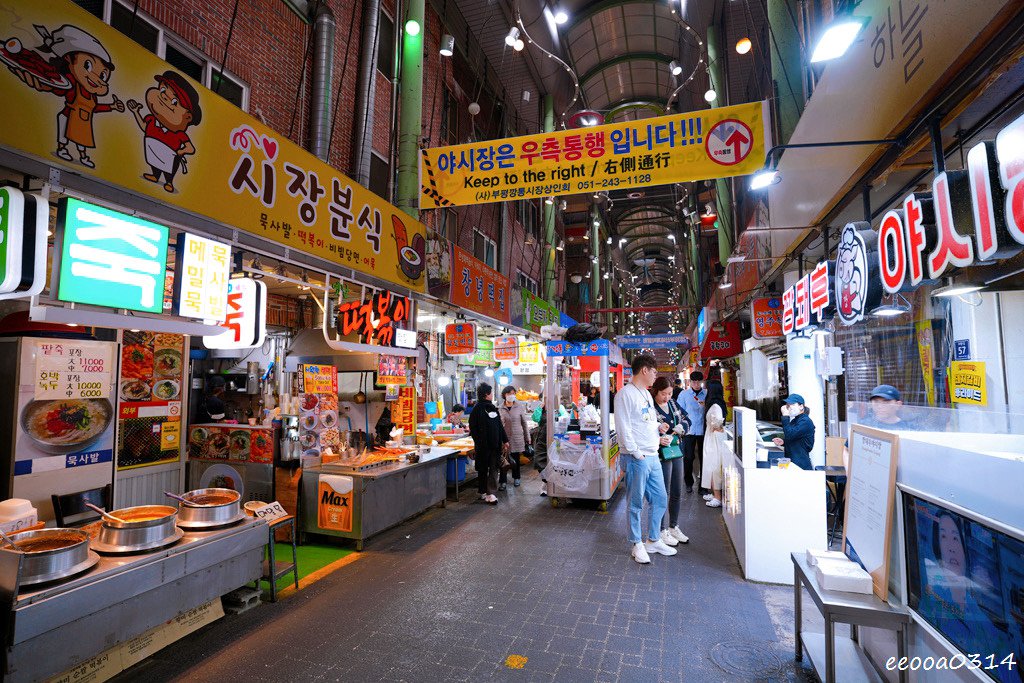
<box><xmin>0</xmin><ymin>1</ymin><xmax>426</xmax><ymax>292</ymax></box>
<box><xmin>421</xmin><ymin>101</ymin><xmax>768</xmax><ymax>208</ymax></box>
<box><xmin>950</xmin><ymin>360</ymin><xmax>987</xmax><ymax>406</ymax></box>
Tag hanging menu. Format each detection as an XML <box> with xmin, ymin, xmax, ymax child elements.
<box><xmin>297</xmin><ymin>364</ymin><xmax>340</xmax><ymax>458</ymax></box>
<box><xmin>34</xmin><ymin>340</ymin><xmax>115</xmax><ymax>400</ymax></box>
<box><xmin>377</xmin><ymin>355</ymin><xmax>407</xmax><ymax>386</ymax></box>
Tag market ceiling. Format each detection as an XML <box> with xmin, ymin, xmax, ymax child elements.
<box><xmin>448</xmin><ymin>0</ymin><xmax>765</xmax><ymax>330</ymax></box>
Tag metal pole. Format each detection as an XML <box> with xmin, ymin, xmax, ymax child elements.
<box><xmin>590</xmin><ymin>207</ymin><xmax>601</xmax><ymax>300</ymax></box>
<box><xmin>929</xmin><ymin>119</ymin><xmax>945</xmax><ymax>174</ymax></box>
<box><xmin>542</xmin><ymin>94</ymin><xmax>557</xmax><ymax>303</ymax></box>
<box><xmin>707</xmin><ymin>20</ymin><xmax>733</xmax><ymax>266</ymax></box>
<box><xmin>767</xmin><ymin>0</ymin><xmax>804</xmax><ymax>144</ymax></box>
<box><xmin>395</xmin><ymin>0</ymin><xmax>425</xmax><ymax>219</ymax></box>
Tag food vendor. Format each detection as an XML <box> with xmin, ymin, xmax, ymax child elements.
<box><xmin>446</xmin><ymin>404</ymin><xmax>465</xmax><ymax>427</ymax></box>
<box><xmin>197</xmin><ymin>375</ymin><xmax>226</xmax><ymax>423</ymax></box>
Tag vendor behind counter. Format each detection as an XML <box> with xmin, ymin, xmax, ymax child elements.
<box><xmin>196</xmin><ymin>375</ymin><xmax>227</xmax><ymax>423</ymax></box>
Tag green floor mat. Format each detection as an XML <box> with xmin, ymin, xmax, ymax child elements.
<box><xmin>259</xmin><ymin>541</ymin><xmax>354</xmax><ymax>593</ymax></box>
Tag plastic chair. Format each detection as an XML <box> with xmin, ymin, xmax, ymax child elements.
<box><xmin>51</xmin><ymin>483</ymin><xmax>113</xmax><ymax>527</ymax></box>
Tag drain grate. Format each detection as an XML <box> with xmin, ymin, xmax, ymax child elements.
<box><xmin>709</xmin><ymin>641</ymin><xmax>784</xmax><ymax>678</ymax></box>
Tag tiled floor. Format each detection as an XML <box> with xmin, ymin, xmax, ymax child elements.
<box><xmin>119</xmin><ymin>471</ymin><xmax>820</xmax><ymax>682</ymax></box>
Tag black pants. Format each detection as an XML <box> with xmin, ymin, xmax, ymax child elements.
<box><xmin>683</xmin><ymin>434</ymin><xmax>704</xmax><ymax>489</ymax></box>
<box><xmin>499</xmin><ymin>452</ymin><xmax>522</xmax><ymax>484</ymax></box>
<box><xmin>476</xmin><ymin>451</ymin><xmax>499</xmax><ymax>496</ymax></box>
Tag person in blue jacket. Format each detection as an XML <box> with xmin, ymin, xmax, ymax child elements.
<box><xmin>772</xmin><ymin>393</ymin><xmax>814</xmax><ymax>470</ymax></box>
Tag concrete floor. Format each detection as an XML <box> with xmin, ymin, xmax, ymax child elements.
<box><xmin>118</xmin><ymin>471</ymin><xmax>828</xmax><ymax>682</ymax></box>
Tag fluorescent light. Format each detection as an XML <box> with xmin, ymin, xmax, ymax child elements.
<box><xmin>439</xmin><ymin>34</ymin><xmax>455</xmax><ymax>57</ymax></box>
<box><xmin>871</xmin><ymin>306</ymin><xmax>908</xmax><ymax>317</ymax></box>
<box><xmin>404</xmin><ymin>20</ymin><xmax>420</xmax><ymax>36</ymax></box>
<box><xmin>505</xmin><ymin>27</ymin><xmax>520</xmax><ymax>47</ymax></box>
<box><xmin>554</xmin><ymin>9</ymin><xmax>569</xmax><ymax>24</ymax></box>
<box><xmin>669</xmin><ymin>61</ymin><xmax>683</xmax><ymax>76</ymax></box>
<box><xmin>704</xmin><ymin>88</ymin><xmax>717</xmax><ymax>103</ymax></box>
<box><xmin>931</xmin><ymin>283</ymin><xmax>984</xmax><ymax>298</ymax></box>
<box><xmin>810</xmin><ymin>16</ymin><xmax>868</xmax><ymax>63</ymax></box>
<box><xmin>749</xmin><ymin>169</ymin><xmax>780</xmax><ymax>190</ymax></box>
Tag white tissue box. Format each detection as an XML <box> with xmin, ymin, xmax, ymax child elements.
<box><xmin>815</xmin><ymin>560</ymin><xmax>873</xmax><ymax>594</ymax></box>
<box><xmin>806</xmin><ymin>549</ymin><xmax>849</xmax><ymax>567</ymax></box>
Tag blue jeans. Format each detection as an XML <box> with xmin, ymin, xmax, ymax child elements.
<box><xmin>625</xmin><ymin>454</ymin><xmax>668</xmax><ymax>544</ymax></box>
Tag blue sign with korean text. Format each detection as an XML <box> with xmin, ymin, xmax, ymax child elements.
<box><xmin>616</xmin><ymin>334</ymin><xmax>689</xmax><ymax>349</ymax></box>
<box><xmin>954</xmin><ymin>339</ymin><xmax>971</xmax><ymax>361</ymax></box>
<box><xmin>546</xmin><ymin>339</ymin><xmax>610</xmax><ymax>357</ymax></box>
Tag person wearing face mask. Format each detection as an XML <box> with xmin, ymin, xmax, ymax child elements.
<box><xmin>498</xmin><ymin>385</ymin><xmax>528</xmax><ymax>490</ymax></box>
<box><xmin>675</xmin><ymin>371</ymin><xmax>706</xmax><ymax>493</ymax></box>
<box><xmin>772</xmin><ymin>394</ymin><xmax>815</xmax><ymax>470</ymax></box>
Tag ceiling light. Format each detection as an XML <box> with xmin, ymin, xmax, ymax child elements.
<box><xmin>440</xmin><ymin>34</ymin><xmax>455</xmax><ymax>57</ymax></box>
<box><xmin>554</xmin><ymin>8</ymin><xmax>569</xmax><ymax>24</ymax></box>
<box><xmin>735</xmin><ymin>37</ymin><xmax>752</xmax><ymax>54</ymax></box>
<box><xmin>468</xmin><ymin>102</ymin><xmax>481</xmax><ymax>116</ymax></box>
<box><xmin>606</xmin><ymin>237</ymin><xmax>612</xmax><ymax>245</ymax></box>
<box><xmin>556</xmin><ymin>239</ymin><xmax>565</xmax><ymax>251</ymax></box>
<box><xmin>513</xmin><ymin>38</ymin><xmax>525</xmax><ymax>51</ymax></box>
<box><xmin>749</xmin><ymin>168</ymin><xmax>780</xmax><ymax>190</ymax></box>
<box><xmin>719</xmin><ymin>278</ymin><xmax>732</xmax><ymax>289</ymax></box>
<box><xmin>669</xmin><ymin>60</ymin><xmax>683</xmax><ymax>76</ymax></box>
<box><xmin>559</xmin><ymin>199</ymin><xmax>567</xmax><ymax>210</ymax></box>
<box><xmin>870</xmin><ymin>294</ymin><xmax>911</xmax><ymax>317</ymax></box>
<box><xmin>570</xmin><ymin>273</ymin><xmax>582</xmax><ymax>283</ymax></box>
<box><xmin>931</xmin><ymin>283</ymin><xmax>985</xmax><ymax>298</ymax></box>
<box><xmin>704</xmin><ymin>88</ymin><xmax>717</xmax><ymax>103</ymax></box>
<box><xmin>810</xmin><ymin>15</ymin><xmax>869</xmax><ymax>63</ymax></box>
<box><xmin>484</xmin><ymin>368</ymin><xmax>495</xmax><ymax>377</ymax></box>
<box><xmin>405</xmin><ymin>20</ymin><xmax>420</xmax><ymax>36</ymax></box>
<box><xmin>505</xmin><ymin>27</ymin><xmax>520</xmax><ymax>47</ymax></box>
<box><xmin>593</xmin><ymin>191</ymin><xmax>601</xmax><ymax>199</ymax></box>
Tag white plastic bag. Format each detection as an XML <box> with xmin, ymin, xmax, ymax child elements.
<box><xmin>542</xmin><ymin>439</ymin><xmax>602</xmax><ymax>494</ymax></box>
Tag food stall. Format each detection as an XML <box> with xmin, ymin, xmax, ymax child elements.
<box><xmin>543</xmin><ymin>339</ymin><xmax>625</xmax><ymax>510</ymax></box>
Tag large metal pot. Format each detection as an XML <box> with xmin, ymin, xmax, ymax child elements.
<box><xmin>176</xmin><ymin>488</ymin><xmax>243</xmax><ymax>529</ymax></box>
<box><xmin>92</xmin><ymin>505</ymin><xmax>182</xmax><ymax>554</ymax></box>
<box><xmin>3</xmin><ymin>528</ymin><xmax>99</xmax><ymax>586</ymax></box>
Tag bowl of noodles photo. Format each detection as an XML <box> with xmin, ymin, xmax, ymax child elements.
<box><xmin>20</xmin><ymin>399</ymin><xmax>114</xmax><ymax>455</ymax></box>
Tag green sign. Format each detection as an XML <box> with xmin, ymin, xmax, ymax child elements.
<box><xmin>522</xmin><ymin>290</ymin><xmax>559</xmax><ymax>333</ymax></box>
<box><xmin>0</xmin><ymin>187</ymin><xmax>22</xmax><ymax>293</ymax></box>
<box><xmin>470</xmin><ymin>338</ymin><xmax>493</xmax><ymax>366</ymax></box>
<box><xmin>57</xmin><ymin>198</ymin><xmax>170</xmax><ymax>313</ymax></box>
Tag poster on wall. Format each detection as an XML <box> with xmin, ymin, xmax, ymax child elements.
<box><xmin>117</xmin><ymin>332</ymin><xmax>186</xmax><ymax>469</ymax></box>
<box><xmin>187</xmin><ymin>425</ymin><xmax>274</xmax><ymax>464</ymax></box>
<box><xmin>376</xmin><ymin>355</ymin><xmax>406</xmax><ymax>386</ymax></box>
<box><xmin>843</xmin><ymin>425</ymin><xmax>900</xmax><ymax>600</ymax></box>
<box><xmin>297</xmin><ymin>364</ymin><xmax>340</xmax><ymax>457</ymax></box>
<box><xmin>950</xmin><ymin>360</ymin><xmax>987</xmax><ymax>406</ymax></box>
<box><xmin>15</xmin><ymin>339</ymin><xmax>117</xmax><ymax>476</ymax></box>
<box><xmin>318</xmin><ymin>474</ymin><xmax>353</xmax><ymax>532</ymax></box>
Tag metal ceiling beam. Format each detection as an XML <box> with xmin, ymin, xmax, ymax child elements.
<box><xmin>577</xmin><ymin>52</ymin><xmax>675</xmax><ymax>88</ymax></box>
<box><xmin>604</xmin><ymin>99</ymin><xmax>667</xmax><ymax>120</ymax></box>
<box><xmin>614</xmin><ymin>204</ymin><xmax>676</xmax><ymax>222</ymax></box>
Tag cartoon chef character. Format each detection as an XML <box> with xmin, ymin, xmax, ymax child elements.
<box><xmin>6</xmin><ymin>24</ymin><xmax>124</xmax><ymax>168</ymax></box>
<box><xmin>836</xmin><ymin>228</ymin><xmax>864</xmax><ymax>319</ymax></box>
<box><xmin>126</xmin><ymin>71</ymin><xmax>202</xmax><ymax>193</ymax></box>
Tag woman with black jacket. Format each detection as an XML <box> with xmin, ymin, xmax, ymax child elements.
<box><xmin>468</xmin><ymin>382</ymin><xmax>508</xmax><ymax>505</ymax></box>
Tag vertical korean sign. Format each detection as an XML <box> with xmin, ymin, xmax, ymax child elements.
<box><xmin>117</xmin><ymin>332</ymin><xmax>186</xmax><ymax>469</ymax></box>
<box><xmin>450</xmin><ymin>246</ymin><xmax>510</xmax><ymax>323</ymax></box>
<box><xmin>421</xmin><ymin>102</ymin><xmax>767</xmax><ymax>207</ymax></box>
<box><xmin>392</xmin><ymin>387</ymin><xmax>417</xmax><ymax>435</ymax></box>
<box><xmin>0</xmin><ymin>0</ymin><xmax>426</xmax><ymax>293</ymax></box>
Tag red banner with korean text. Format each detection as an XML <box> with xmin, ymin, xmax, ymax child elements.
<box><xmin>450</xmin><ymin>246</ymin><xmax>511</xmax><ymax>324</ymax></box>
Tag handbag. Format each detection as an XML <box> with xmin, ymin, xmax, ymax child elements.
<box><xmin>660</xmin><ymin>438</ymin><xmax>683</xmax><ymax>460</ymax></box>
<box><xmin>500</xmin><ymin>450</ymin><xmax>513</xmax><ymax>470</ymax></box>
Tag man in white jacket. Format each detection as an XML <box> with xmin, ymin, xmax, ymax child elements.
<box><xmin>614</xmin><ymin>354</ymin><xmax>676</xmax><ymax>564</ymax></box>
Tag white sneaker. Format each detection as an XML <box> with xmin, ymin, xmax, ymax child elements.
<box><xmin>486</xmin><ymin>494</ymin><xmax>498</xmax><ymax>504</ymax></box>
<box><xmin>668</xmin><ymin>526</ymin><xmax>690</xmax><ymax>544</ymax></box>
<box><xmin>706</xmin><ymin>498</ymin><xmax>722</xmax><ymax>508</ymax></box>
<box><xmin>631</xmin><ymin>542</ymin><xmax>651</xmax><ymax>564</ymax></box>
<box><xmin>703</xmin><ymin>493</ymin><xmax>714</xmax><ymax>501</ymax></box>
<box><xmin>659</xmin><ymin>529</ymin><xmax>679</xmax><ymax>547</ymax></box>
<box><xmin>645</xmin><ymin>539</ymin><xmax>678</xmax><ymax>556</ymax></box>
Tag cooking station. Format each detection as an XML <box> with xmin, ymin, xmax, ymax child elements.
<box><xmin>301</xmin><ymin>447</ymin><xmax>454</xmax><ymax>549</ymax></box>
<box><xmin>1</xmin><ymin>517</ymin><xmax>266</xmax><ymax>682</ymax></box>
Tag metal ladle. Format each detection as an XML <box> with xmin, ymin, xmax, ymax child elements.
<box><xmin>85</xmin><ymin>503</ymin><xmax>126</xmax><ymax>525</ymax></box>
<box><xmin>163</xmin><ymin>491</ymin><xmax>201</xmax><ymax>507</ymax></box>
<box><xmin>0</xmin><ymin>527</ymin><xmax>17</xmax><ymax>550</ymax></box>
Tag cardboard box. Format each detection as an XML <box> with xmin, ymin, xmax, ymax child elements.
<box><xmin>815</xmin><ymin>560</ymin><xmax>873</xmax><ymax>594</ymax></box>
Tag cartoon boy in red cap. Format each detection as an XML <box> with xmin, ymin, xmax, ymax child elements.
<box><xmin>126</xmin><ymin>70</ymin><xmax>201</xmax><ymax>193</ymax></box>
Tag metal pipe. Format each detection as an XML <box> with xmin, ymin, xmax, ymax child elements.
<box><xmin>862</xmin><ymin>185</ymin><xmax>871</xmax><ymax>223</ymax></box>
<box><xmin>590</xmin><ymin>206</ymin><xmax>601</xmax><ymax>308</ymax></box>
<box><xmin>309</xmin><ymin>5</ymin><xmax>336</xmax><ymax>162</ymax></box>
<box><xmin>542</xmin><ymin>94</ymin><xmax>557</xmax><ymax>302</ymax></box>
<box><xmin>353</xmin><ymin>0</ymin><xmax>381</xmax><ymax>184</ymax></box>
<box><xmin>929</xmin><ymin>118</ymin><xmax>945</xmax><ymax>174</ymax></box>
<box><xmin>395</xmin><ymin>0</ymin><xmax>425</xmax><ymax>219</ymax></box>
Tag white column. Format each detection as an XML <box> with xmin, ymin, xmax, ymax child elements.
<box><xmin>949</xmin><ymin>292</ymin><xmax>1017</xmax><ymax>432</ymax></box>
<box><xmin>786</xmin><ymin>333</ymin><xmax>825</xmax><ymax>467</ymax></box>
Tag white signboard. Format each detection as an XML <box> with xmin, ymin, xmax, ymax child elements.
<box><xmin>203</xmin><ymin>278</ymin><xmax>266</xmax><ymax>349</ymax></box>
<box><xmin>176</xmin><ymin>233</ymin><xmax>231</xmax><ymax>321</ymax></box>
<box><xmin>250</xmin><ymin>501</ymin><xmax>288</xmax><ymax>522</ymax></box>
<box><xmin>34</xmin><ymin>339</ymin><xmax>115</xmax><ymax>400</ymax></box>
<box><xmin>0</xmin><ymin>188</ymin><xmax>48</xmax><ymax>300</ymax></box>
<box><xmin>843</xmin><ymin>424</ymin><xmax>900</xmax><ymax>600</ymax></box>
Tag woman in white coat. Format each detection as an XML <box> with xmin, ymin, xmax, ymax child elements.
<box><xmin>701</xmin><ymin>380</ymin><xmax>728</xmax><ymax>508</ymax></box>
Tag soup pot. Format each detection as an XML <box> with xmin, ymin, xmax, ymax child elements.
<box><xmin>175</xmin><ymin>488</ymin><xmax>243</xmax><ymax>529</ymax></box>
<box><xmin>3</xmin><ymin>528</ymin><xmax>98</xmax><ymax>586</ymax></box>
<box><xmin>92</xmin><ymin>505</ymin><xmax>181</xmax><ymax>553</ymax></box>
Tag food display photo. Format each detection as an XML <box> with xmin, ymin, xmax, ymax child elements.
<box><xmin>116</xmin><ymin>332</ymin><xmax>186</xmax><ymax>470</ymax></box>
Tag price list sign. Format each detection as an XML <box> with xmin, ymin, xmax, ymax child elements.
<box><xmin>175</xmin><ymin>232</ymin><xmax>231</xmax><ymax>321</ymax></box>
<box><xmin>299</xmin><ymin>364</ymin><xmax>338</xmax><ymax>394</ymax></box>
<box><xmin>34</xmin><ymin>340</ymin><xmax>114</xmax><ymax>400</ymax></box>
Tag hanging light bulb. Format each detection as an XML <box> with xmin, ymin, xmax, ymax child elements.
<box><xmin>669</xmin><ymin>60</ymin><xmax>683</xmax><ymax>76</ymax></box>
<box><xmin>505</xmin><ymin>27</ymin><xmax>520</xmax><ymax>47</ymax></box>
<box><xmin>735</xmin><ymin>37</ymin><xmax>752</xmax><ymax>54</ymax></box>
<box><xmin>439</xmin><ymin>34</ymin><xmax>455</xmax><ymax>57</ymax></box>
<box><xmin>513</xmin><ymin>38</ymin><xmax>525</xmax><ymax>51</ymax></box>
<box><xmin>704</xmin><ymin>88</ymin><xmax>717</xmax><ymax>103</ymax></box>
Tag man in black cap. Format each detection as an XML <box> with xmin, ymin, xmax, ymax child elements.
<box><xmin>859</xmin><ymin>384</ymin><xmax>915</xmax><ymax>430</ymax></box>
<box><xmin>772</xmin><ymin>394</ymin><xmax>814</xmax><ymax>470</ymax></box>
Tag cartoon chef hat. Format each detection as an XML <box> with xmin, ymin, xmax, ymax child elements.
<box><xmin>37</xmin><ymin>24</ymin><xmax>113</xmax><ymax>67</ymax></box>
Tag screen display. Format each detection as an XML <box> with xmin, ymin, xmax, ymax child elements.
<box><xmin>903</xmin><ymin>493</ymin><xmax>1024</xmax><ymax>682</ymax></box>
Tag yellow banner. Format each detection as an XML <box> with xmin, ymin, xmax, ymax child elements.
<box><xmin>950</xmin><ymin>360</ymin><xmax>987</xmax><ymax>406</ymax></box>
<box><xmin>421</xmin><ymin>101</ymin><xmax>768</xmax><ymax>208</ymax></box>
<box><xmin>0</xmin><ymin>1</ymin><xmax>426</xmax><ymax>292</ymax></box>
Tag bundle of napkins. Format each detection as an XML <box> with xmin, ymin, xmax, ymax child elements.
<box><xmin>807</xmin><ymin>549</ymin><xmax>873</xmax><ymax>594</ymax></box>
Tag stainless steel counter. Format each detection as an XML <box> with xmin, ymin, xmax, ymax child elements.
<box><xmin>302</xmin><ymin>448</ymin><xmax>454</xmax><ymax>549</ymax></box>
<box><xmin>2</xmin><ymin>518</ymin><xmax>267</xmax><ymax>682</ymax></box>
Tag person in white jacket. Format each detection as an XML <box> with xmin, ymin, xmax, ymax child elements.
<box><xmin>701</xmin><ymin>380</ymin><xmax>728</xmax><ymax>508</ymax></box>
<box><xmin>613</xmin><ymin>354</ymin><xmax>676</xmax><ymax>564</ymax></box>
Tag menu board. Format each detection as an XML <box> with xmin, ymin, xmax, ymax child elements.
<box><xmin>493</xmin><ymin>336</ymin><xmax>519</xmax><ymax>362</ymax></box>
<box><xmin>34</xmin><ymin>339</ymin><xmax>114</xmax><ymax>400</ymax></box>
<box><xmin>116</xmin><ymin>332</ymin><xmax>186</xmax><ymax>470</ymax></box>
<box><xmin>392</xmin><ymin>387</ymin><xmax>417</xmax><ymax>436</ymax></box>
<box><xmin>377</xmin><ymin>355</ymin><xmax>406</xmax><ymax>386</ymax></box>
<box><xmin>188</xmin><ymin>425</ymin><xmax>274</xmax><ymax>464</ymax></box>
<box><xmin>297</xmin><ymin>364</ymin><xmax>340</xmax><ymax>458</ymax></box>
<box><xmin>175</xmin><ymin>232</ymin><xmax>231</xmax><ymax>321</ymax></box>
<box><xmin>843</xmin><ymin>424</ymin><xmax>900</xmax><ymax>600</ymax></box>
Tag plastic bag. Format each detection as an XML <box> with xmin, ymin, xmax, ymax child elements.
<box><xmin>542</xmin><ymin>438</ymin><xmax>604</xmax><ymax>494</ymax></box>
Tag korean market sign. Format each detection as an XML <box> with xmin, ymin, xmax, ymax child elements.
<box><xmin>421</xmin><ymin>101</ymin><xmax>768</xmax><ymax>208</ymax></box>
<box><xmin>950</xmin><ymin>361</ymin><xmax>987</xmax><ymax>406</ymax></box>
<box><xmin>0</xmin><ymin>187</ymin><xmax>47</xmax><ymax>299</ymax></box>
<box><xmin>57</xmin><ymin>197</ymin><xmax>169</xmax><ymax>313</ymax></box>
<box><xmin>174</xmin><ymin>232</ymin><xmax>231</xmax><ymax>321</ymax></box>
<box><xmin>782</xmin><ymin>261</ymin><xmax>833</xmax><ymax>335</ymax></box>
<box><xmin>519</xmin><ymin>340</ymin><xmax>542</xmax><ymax>364</ymax></box>
<box><xmin>616</xmin><ymin>334</ymin><xmax>689</xmax><ymax>349</ymax></box>
<box><xmin>451</xmin><ymin>246</ymin><xmax>510</xmax><ymax>323</ymax></box>
<box><xmin>470</xmin><ymin>338</ymin><xmax>493</xmax><ymax>366</ymax></box>
<box><xmin>299</xmin><ymin>364</ymin><xmax>338</xmax><ymax>395</ymax></box>
<box><xmin>203</xmin><ymin>278</ymin><xmax>267</xmax><ymax>349</ymax></box>
<box><xmin>521</xmin><ymin>290</ymin><xmax>559</xmax><ymax>333</ymax></box>
<box><xmin>834</xmin><ymin>222</ymin><xmax>882</xmax><ymax>325</ymax></box>
<box><xmin>699</xmin><ymin>322</ymin><xmax>741</xmax><ymax>360</ymax></box>
<box><xmin>377</xmin><ymin>355</ymin><xmax>406</xmax><ymax>386</ymax></box>
<box><xmin>333</xmin><ymin>288</ymin><xmax>412</xmax><ymax>347</ymax></box>
<box><xmin>749</xmin><ymin>297</ymin><xmax>783</xmax><ymax>338</ymax></box>
<box><xmin>545</xmin><ymin>339</ymin><xmax>611</xmax><ymax>357</ymax></box>
<box><xmin>444</xmin><ymin>322</ymin><xmax>476</xmax><ymax>356</ymax></box>
<box><xmin>0</xmin><ymin>1</ymin><xmax>426</xmax><ymax>293</ymax></box>
<box><xmin>392</xmin><ymin>387</ymin><xmax>417</xmax><ymax>435</ymax></box>
<box><xmin>492</xmin><ymin>335</ymin><xmax>519</xmax><ymax>362</ymax></box>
